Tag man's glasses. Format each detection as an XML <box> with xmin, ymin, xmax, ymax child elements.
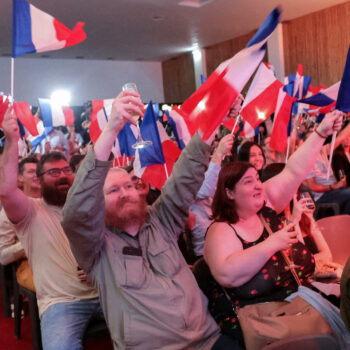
<box><xmin>39</xmin><ymin>167</ymin><xmax>73</xmax><ymax>177</ymax></box>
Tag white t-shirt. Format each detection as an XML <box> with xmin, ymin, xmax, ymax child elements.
<box><xmin>12</xmin><ymin>198</ymin><xmax>98</xmax><ymax>316</ymax></box>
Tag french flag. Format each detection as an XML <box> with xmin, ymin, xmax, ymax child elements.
<box><xmin>298</xmin><ymin>81</ymin><xmax>340</xmax><ymax>107</ymax></box>
<box><xmin>175</xmin><ymin>7</ymin><xmax>281</xmax><ymax>141</ymax></box>
<box><xmin>89</xmin><ymin>99</ymin><xmax>114</xmax><ymax>143</ymax></box>
<box><xmin>167</xmin><ymin>107</ymin><xmax>192</xmax><ymax>149</ymax></box>
<box><xmin>335</xmin><ymin>46</ymin><xmax>350</xmax><ymax>113</ymax></box>
<box><xmin>240</xmin><ymin>62</ymin><xmax>283</xmax><ymax>128</ymax></box>
<box><xmin>89</xmin><ymin>98</ymin><xmax>138</xmax><ymax>157</ymax></box>
<box><xmin>38</xmin><ymin>98</ymin><xmax>74</xmax><ymax>128</ymax></box>
<box><xmin>134</xmin><ymin>102</ymin><xmax>181</xmax><ymax>190</ymax></box>
<box><xmin>269</xmin><ymin>87</ymin><xmax>296</xmax><ymax>153</ymax></box>
<box><xmin>13</xmin><ymin>101</ymin><xmax>40</xmax><ymax>136</ymax></box>
<box><xmin>12</xmin><ymin>0</ymin><xmax>86</xmax><ymax>58</ymax></box>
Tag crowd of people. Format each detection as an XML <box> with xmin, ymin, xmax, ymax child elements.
<box><xmin>0</xmin><ymin>89</ymin><xmax>350</xmax><ymax>350</ymax></box>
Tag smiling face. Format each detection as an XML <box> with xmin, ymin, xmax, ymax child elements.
<box><xmin>103</xmin><ymin>169</ymin><xmax>146</xmax><ymax>233</ymax></box>
<box><xmin>249</xmin><ymin>145</ymin><xmax>265</xmax><ymax>171</ymax></box>
<box><xmin>40</xmin><ymin>159</ymin><xmax>75</xmax><ymax>206</ymax></box>
<box><xmin>226</xmin><ymin>167</ymin><xmax>265</xmax><ymax>216</ymax></box>
<box><xmin>18</xmin><ymin>162</ymin><xmax>41</xmax><ymax>194</ymax></box>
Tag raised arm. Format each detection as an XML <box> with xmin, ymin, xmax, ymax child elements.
<box><xmin>264</xmin><ymin>110</ymin><xmax>343</xmax><ymax>213</ymax></box>
<box><xmin>0</xmin><ymin>108</ymin><xmax>29</xmax><ymax>224</ymax></box>
<box><xmin>62</xmin><ymin>90</ymin><xmax>143</xmax><ymax>272</ymax></box>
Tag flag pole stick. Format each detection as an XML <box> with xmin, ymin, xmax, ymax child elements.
<box><xmin>327</xmin><ymin>131</ymin><xmax>337</xmax><ymax>179</ymax></box>
<box><xmin>230</xmin><ymin>115</ymin><xmax>241</xmax><ymax>135</ymax></box>
<box><xmin>163</xmin><ymin>163</ymin><xmax>169</xmax><ymax>179</ymax></box>
<box><xmin>11</xmin><ymin>58</ymin><xmax>15</xmax><ymax>99</ymax></box>
<box><xmin>285</xmin><ymin>136</ymin><xmax>290</xmax><ymax>163</ymax></box>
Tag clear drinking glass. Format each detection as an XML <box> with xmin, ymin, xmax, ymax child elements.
<box><xmin>338</xmin><ymin>169</ymin><xmax>345</xmax><ymax>180</ymax></box>
<box><xmin>300</xmin><ymin>192</ymin><xmax>315</xmax><ymax>210</ymax></box>
<box><xmin>281</xmin><ymin>216</ymin><xmax>300</xmax><ymax>269</ymax></box>
<box><xmin>121</xmin><ymin>83</ymin><xmax>152</xmax><ymax>149</ymax></box>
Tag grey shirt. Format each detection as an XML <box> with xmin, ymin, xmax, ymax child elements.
<box><xmin>62</xmin><ymin>134</ymin><xmax>220</xmax><ymax>350</ymax></box>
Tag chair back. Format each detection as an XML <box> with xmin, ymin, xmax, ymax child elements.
<box><xmin>317</xmin><ymin>215</ymin><xmax>350</xmax><ymax>266</ymax></box>
<box><xmin>191</xmin><ymin>257</ymin><xmax>213</xmax><ymax>297</ymax></box>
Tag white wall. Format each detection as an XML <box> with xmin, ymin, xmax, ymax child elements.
<box><xmin>0</xmin><ymin>58</ymin><xmax>164</xmax><ymax>106</ymax></box>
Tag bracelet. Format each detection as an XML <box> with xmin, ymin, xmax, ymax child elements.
<box><xmin>315</xmin><ymin>128</ymin><xmax>327</xmax><ymax>139</ymax></box>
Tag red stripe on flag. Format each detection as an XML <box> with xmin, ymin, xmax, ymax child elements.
<box><xmin>62</xmin><ymin>106</ymin><xmax>74</xmax><ymax>126</ymax></box>
<box><xmin>181</xmin><ymin>69</ymin><xmax>238</xmax><ymax>140</ymax></box>
<box><xmin>269</xmin><ymin>93</ymin><xmax>296</xmax><ymax>153</ymax></box>
<box><xmin>0</xmin><ymin>98</ymin><xmax>9</xmax><ymax>127</ymax></box>
<box><xmin>13</xmin><ymin>102</ymin><xmax>39</xmax><ymax>136</ymax></box>
<box><xmin>240</xmin><ymin>79</ymin><xmax>283</xmax><ymax>128</ymax></box>
<box><xmin>53</xmin><ymin>20</ymin><xmax>86</xmax><ymax>47</ymax></box>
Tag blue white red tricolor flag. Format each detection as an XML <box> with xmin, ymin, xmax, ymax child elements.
<box><xmin>12</xmin><ymin>0</ymin><xmax>86</xmax><ymax>58</ymax></box>
<box><xmin>298</xmin><ymin>81</ymin><xmax>340</xmax><ymax>107</ymax></box>
<box><xmin>167</xmin><ymin>107</ymin><xmax>192</xmax><ymax>150</ymax></box>
<box><xmin>269</xmin><ymin>87</ymin><xmax>296</xmax><ymax>153</ymax></box>
<box><xmin>174</xmin><ymin>7</ymin><xmax>281</xmax><ymax>141</ymax></box>
<box><xmin>38</xmin><ymin>98</ymin><xmax>74</xmax><ymax>128</ymax></box>
<box><xmin>134</xmin><ymin>102</ymin><xmax>181</xmax><ymax>190</ymax></box>
<box><xmin>240</xmin><ymin>62</ymin><xmax>283</xmax><ymax>129</ymax></box>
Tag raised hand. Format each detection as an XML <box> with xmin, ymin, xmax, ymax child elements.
<box><xmin>317</xmin><ymin>110</ymin><xmax>343</xmax><ymax>137</ymax></box>
<box><xmin>267</xmin><ymin>222</ymin><xmax>298</xmax><ymax>252</ymax></box>
<box><xmin>107</xmin><ymin>90</ymin><xmax>144</xmax><ymax>133</ymax></box>
<box><xmin>2</xmin><ymin>107</ymin><xmax>20</xmax><ymax>143</ymax></box>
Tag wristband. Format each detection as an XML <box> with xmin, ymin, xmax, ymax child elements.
<box><xmin>315</xmin><ymin>128</ymin><xmax>327</xmax><ymax>139</ymax></box>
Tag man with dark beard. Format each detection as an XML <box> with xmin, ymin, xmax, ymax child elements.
<box><xmin>0</xmin><ymin>107</ymin><xmax>105</xmax><ymax>350</ymax></box>
<box><xmin>62</xmin><ymin>90</ymin><xmax>244</xmax><ymax>350</ymax></box>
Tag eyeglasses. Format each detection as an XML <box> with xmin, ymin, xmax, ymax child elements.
<box><xmin>40</xmin><ymin>167</ymin><xmax>73</xmax><ymax>177</ymax></box>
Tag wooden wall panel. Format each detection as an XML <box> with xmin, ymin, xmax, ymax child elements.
<box><xmin>162</xmin><ymin>53</ymin><xmax>195</xmax><ymax>103</ymax></box>
<box><xmin>204</xmin><ymin>31</ymin><xmax>255</xmax><ymax>76</ymax></box>
<box><xmin>283</xmin><ymin>2</ymin><xmax>350</xmax><ymax>87</ymax></box>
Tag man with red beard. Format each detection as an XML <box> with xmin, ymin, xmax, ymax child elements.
<box><xmin>62</xmin><ymin>90</ymin><xmax>244</xmax><ymax>350</ymax></box>
<box><xmin>0</xmin><ymin>107</ymin><xmax>104</xmax><ymax>350</ymax></box>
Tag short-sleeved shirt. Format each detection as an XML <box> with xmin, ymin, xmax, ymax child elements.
<box><xmin>12</xmin><ymin>198</ymin><xmax>98</xmax><ymax>316</ymax></box>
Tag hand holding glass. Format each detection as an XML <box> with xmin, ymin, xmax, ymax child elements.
<box><xmin>300</xmin><ymin>192</ymin><xmax>315</xmax><ymax>211</ymax></box>
<box><xmin>281</xmin><ymin>217</ymin><xmax>300</xmax><ymax>269</ymax></box>
<box><xmin>121</xmin><ymin>83</ymin><xmax>152</xmax><ymax>149</ymax></box>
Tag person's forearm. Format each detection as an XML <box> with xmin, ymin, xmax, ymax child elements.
<box><xmin>307</xmin><ymin>182</ymin><xmax>335</xmax><ymax>193</ymax></box>
<box><xmin>0</xmin><ymin>139</ymin><xmax>19</xmax><ymax>198</ymax></box>
<box><xmin>285</xmin><ymin>131</ymin><xmax>326</xmax><ymax>182</ymax></box>
<box><xmin>216</xmin><ymin>240</ymin><xmax>277</xmax><ymax>288</ymax></box>
<box><xmin>94</xmin><ymin>125</ymin><xmax>120</xmax><ymax>161</ymax></box>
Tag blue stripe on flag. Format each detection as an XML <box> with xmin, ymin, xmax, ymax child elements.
<box><xmin>12</xmin><ymin>0</ymin><xmax>36</xmax><ymax>57</ymax></box>
<box><xmin>298</xmin><ymin>93</ymin><xmax>335</xmax><ymax>107</ymax></box>
<box><xmin>166</xmin><ymin>111</ymin><xmax>186</xmax><ymax>150</ymax></box>
<box><xmin>247</xmin><ymin>7</ymin><xmax>281</xmax><ymax>47</ymax></box>
<box><xmin>139</xmin><ymin>101</ymin><xmax>165</xmax><ymax>167</ymax></box>
<box><xmin>117</xmin><ymin>122</ymin><xmax>136</xmax><ymax>157</ymax></box>
<box><xmin>31</xmin><ymin>127</ymin><xmax>53</xmax><ymax>149</ymax></box>
<box><xmin>336</xmin><ymin>46</ymin><xmax>350</xmax><ymax>113</ymax></box>
<box><xmin>38</xmin><ymin>98</ymin><xmax>54</xmax><ymax>127</ymax></box>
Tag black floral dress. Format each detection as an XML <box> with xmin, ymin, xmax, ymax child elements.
<box><xmin>207</xmin><ymin>206</ymin><xmax>315</xmax><ymax>345</ymax></box>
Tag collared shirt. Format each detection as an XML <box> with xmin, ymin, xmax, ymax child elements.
<box><xmin>62</xmin><ymin>134</ymin><xmax>220</xmax><ymax>350</ymax></box>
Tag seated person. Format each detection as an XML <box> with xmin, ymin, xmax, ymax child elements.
<box><xmin>305</xmin><ymin>122</ymin><xmax>350</xmax><ymax>215</ymax></box>
<box><xmin>62</xmin><ymin>89</ymin><xmax>242</xmax><ymax>349</ymax></box>
<box><xmin>332</xmin><ymin>132</ymin><xmax>350</xmax><ymax>187</ymax></box>
<box><xmin>204</xmin><ymin>111</ymin><xmax>346</xmax><ymax>347</ymax></box>
<box><xmin>262</xmin><ymin>163</ymin><xmax>333</xmax><ymax>267</ymax></box>
<box><xmin>190</xmin><ymin>134</ymin><xmax>234</xmax><ymax>257</ymax></box>
<box><xmin>0</xmin><ymin>108</ymin><xmax>105</xmax><ymax>350</ymax></box>
<box><xmin>0</xmin><ymin>156</ymin><xmax>40</xmax><ymax>267</ymax></box>
<box><xmin>237</xmin><ymin>141</ymin><xmax>266</xmax><ymax>176</ymax></box>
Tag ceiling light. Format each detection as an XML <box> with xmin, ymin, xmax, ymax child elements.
<box><xmin>51</xmin><ymin>90</ymin><xmax>71</xmax><ymax>107</ymax></box>
<box><xmin>192</xmin><ymin>45</ymin><xmax>201</xmax><ymax>62</ymax></box>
